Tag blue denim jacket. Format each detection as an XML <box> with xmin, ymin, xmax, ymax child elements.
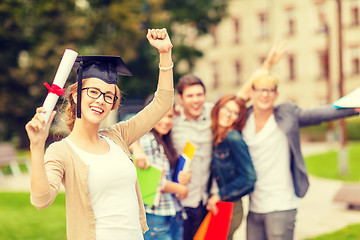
<box><xmin>211</xmin><ymin>130</ymin><xmax>257</xmax><ymax>202</ymax></box>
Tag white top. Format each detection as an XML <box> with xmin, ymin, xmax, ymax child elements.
<box><xmin>242</xmin><ymin>113</ymin><xmax>299</xmax><ymax>213</ymax></box>
<box><xmin>66</xmin><ymin>136</ymin><xmax>143</xmax><ymax>240</ymax></box>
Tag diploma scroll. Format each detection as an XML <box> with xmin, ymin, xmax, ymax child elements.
<box><xmin>41</xmin><ymin>49</ymin><xmax>78</xmax><ymax>124</ymax></box>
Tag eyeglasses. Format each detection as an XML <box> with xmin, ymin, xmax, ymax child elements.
<box><xmin>82</xmin><ymin>87</ymin><xmax>118</xmax><ymax>104</ymax></box>
<box><xmin>220</xmin><ymin>106</ymin><xmax>239</xmax><ymax>119</ymax></box>
<box><xmin>252</xmin><ymin>87</ymin><xmax>277</xmax><ymax>95</ymax></box>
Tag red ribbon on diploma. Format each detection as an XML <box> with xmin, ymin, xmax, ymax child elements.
<box><xmin>44</xmin><ymin>83</ymin><xmax>65</xmax><ymax>96</ymax></box>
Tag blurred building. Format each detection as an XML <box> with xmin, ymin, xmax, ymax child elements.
<box><xmin>189</xmin><ymin>0</ymin><xmax>360</xmax><ymax>108</ymax></box>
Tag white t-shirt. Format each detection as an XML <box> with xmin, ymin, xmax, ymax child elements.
<box><xmin>242</xmin><ymin>113</ymin><xmax>299</xmax><ymax>213</ymax></box>
<box><xmin>66</xmin><ymin>136</ymin><xmax>143</xmax><ymax>240</ymax></box>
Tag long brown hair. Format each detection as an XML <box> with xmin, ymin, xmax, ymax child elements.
<box><xmin>211</xmin><ymin>94</ymin><xmax>247</xmax><ymax>147</ymax></box>
<box><xmin>65</xmin><ymin>79</ymin><xmax>121</xmax><ymax>131</ymax></box>
<box><xmin>151</xmin><ymin>128</ymin><xmax>179</xmax><ymax>170</ymax></box>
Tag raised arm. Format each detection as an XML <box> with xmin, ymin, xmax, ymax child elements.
<box><xmin>146</xmin><ymin>28</ymin><xmax>174</xmax><ymax>91</ymax></box>
<box><xmin>236</xmin><ymin>41</ymin><xmax>286</xmax><ymax>101</ymax></box>
<box><xmin>106</xmin><ymin>28</ymin><xmax>175</xmax><ymax>146</ymax></box>
<box><xmin>125</xmin><ymin>28</ymin><xmax>174</xmax><ymax>142</ymax></box>
<box><xmin>261</xmin><ymin>40</ymin><xmax>287</xmax><ymax>71</ymax></box>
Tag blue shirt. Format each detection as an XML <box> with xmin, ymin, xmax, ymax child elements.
<box><xmin>211</xmin><ymin>130</ymin><xmax>257</xmax><ymax>202</ymax></box>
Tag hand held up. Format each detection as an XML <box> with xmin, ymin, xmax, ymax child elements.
<box><xmin>25</xmin><ymin>107</ymin><xmax>56</xmax><ymax>148</ymax></box>
<box><xmin>262</xmin><ymin>40</ymin><xmax>287</xmax><ymax>71</ymax></box>
<box><xmin>146</xmin><ymin>28</ymin><xmax>173</xmax><ymax>54</ymax></box>
<box><xmin>237</xmin><ymin>40</ymin><xmax>286</xmax><ymax>101</ymax></box>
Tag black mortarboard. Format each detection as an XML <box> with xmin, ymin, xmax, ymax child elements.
<box><xmin>73</xmin><ymin>55</ymin><xmax>133</xmax><ymax>118</ymax></box>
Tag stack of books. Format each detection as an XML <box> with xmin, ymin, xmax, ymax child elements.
<box><xmin>174</xmin><ymin>142</ymin><xmax>195</xmax><ymax>183</ymax></box>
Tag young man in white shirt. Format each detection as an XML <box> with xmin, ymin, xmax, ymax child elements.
<box><xmin>241</xmin><ymin>45</ymin><xmax>359</xmax><ymax>240</ymax></box>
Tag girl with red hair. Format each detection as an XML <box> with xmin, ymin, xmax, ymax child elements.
<box><xmin>206</xmin><ymin>94</ymin><xmax>257</xmax><ymax>240</ymax></box>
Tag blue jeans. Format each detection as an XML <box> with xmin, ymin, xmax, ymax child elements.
<box><xmin>246</xmin><ymin>209</ymin><xmax>297</xmax><ymax>240</ymax></box>
<box><xmin>144</xmin><ymin>212</ymin><xmax>183</xmax><ymax>240</ymax></box>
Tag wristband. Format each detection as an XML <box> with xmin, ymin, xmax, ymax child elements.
<box><xmin>159</xmin><ymin>62</ymin><xmax>174</xmax><ymax>71</ymax></box>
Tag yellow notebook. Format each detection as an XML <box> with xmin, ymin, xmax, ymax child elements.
<box><xmin>174</xmin><ymin>142</ymin><xmax>196</xmax><ymax>182</ymax></box>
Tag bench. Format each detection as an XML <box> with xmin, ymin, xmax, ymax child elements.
<box><xmin>334</xmin><ymin>184</ymin><xmax>360</xmax><ymax>209</ymax></box>
<box><xmin>0</xmin><ymin>143</ymin><xmax>23</xmax><ymax>177</ymax></box>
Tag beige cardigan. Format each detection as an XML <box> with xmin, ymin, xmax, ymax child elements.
<box><xmin>30</xmin><ymin>88</ymin><xmax>173</xmax><ymax>240</ymax></box>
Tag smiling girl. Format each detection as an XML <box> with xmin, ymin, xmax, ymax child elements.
<box><xmin>206</xmin><ymin>94</ymin><xmax>257</xmax><ymax>240</ymax></box>
<box><xmin>25</xmin><ymin>28</ymin><xmax>174</xmax><ymax>240</ymax></box>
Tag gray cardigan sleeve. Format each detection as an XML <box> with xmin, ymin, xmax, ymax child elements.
<box><xmin>101</xmin><ymin>88</ymin><xmax>174</xmax><ymax>149</ymax></box>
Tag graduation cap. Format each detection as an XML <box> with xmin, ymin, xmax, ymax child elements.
<box><xmin>73</xmin><ymin>55</ymin><xmax>133</xmax><ymax>118</ymax></box>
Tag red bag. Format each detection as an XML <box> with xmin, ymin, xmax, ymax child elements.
<box><xmin>194</xmin><ymin>201</ymin><xmax>234</xmax><ymax>240</ymax></box>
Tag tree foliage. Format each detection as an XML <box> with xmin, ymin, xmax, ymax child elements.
<box><xmin>121</xmin><ymin>0</ymin><xmax>227</xmax><ymax>98</ymax></box>
<box><xmin>0</xmin><ymin>0</ymin><xmax>227</xmax><ymax>147</ymax></box>
<box><xmin>0</xmin><ymin>0</ymin><xmax>85</xmax><ymax>146</ymax></box>
<box><xmin>164</xmin><ymin>0</ymin><xmax>227</xmax><ymax>34</ymax></box>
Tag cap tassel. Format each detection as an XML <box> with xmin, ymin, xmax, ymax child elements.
<box><xmin>77</xmin><ymin>56</ymin><xmax>83</xmax><ymax>118</ymax></box>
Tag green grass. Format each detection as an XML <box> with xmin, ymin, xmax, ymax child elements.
<box><xmin>305</xmin><ymin>142</ymin><xmax>360</xmax><ymax>182</ymax></box>
<box><xmin>0</xmin><ymin>192</ymin><xmax>66</xmax><ymax>240</ymax></box>
<box><xmin>0</xmin><ymin>149</ymin><xmax>30</xmax><ymax>175</ymax></box>
<box><xmin>1</xmin><ymin>143</ymin><xmax>360</xmax><ymax>240</ymax></box>
<box><xmin>304</xmin><ymin>142</ymin><xmax>360</xmax><ymax>239</ymax></box>
<box><xmin>300</xmin><ymin>117</ymin><xmax>360</xmax><ymax>142</ymax></box>
<box><xmin>305</xmin><ymin>223</ymin><xmax>360</xmax><ymax>240</ymax></box>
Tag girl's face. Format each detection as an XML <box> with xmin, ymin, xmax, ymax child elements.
<box><xmin>154</xmin><ymin>108</ymin><xmax>174</xmax><ymax>137</ymax></box>
<box><xmin>217</xmin><ymin>100</ymin><xmax>240</xmax><ymax>129</ymax></box>
<box><xmin>75</xmin><ymin>78</ymin><xmax>117</xmax><ymax>125</ymax></box>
